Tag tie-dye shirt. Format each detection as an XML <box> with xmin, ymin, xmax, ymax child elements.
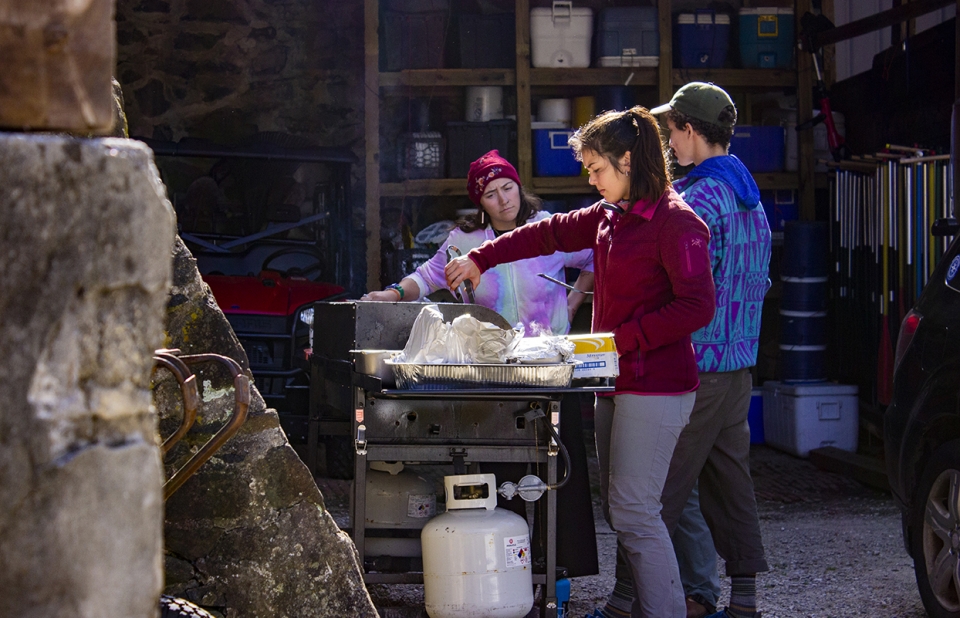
<box><xmin>674</xmin><ymin>155</ymin><xmax>772</xmax><ymax>373</ymax></box>
<box><xmin>407</xmin><ymin>211</ymin><xmax>594</xmax><ymax>335</ymax></box>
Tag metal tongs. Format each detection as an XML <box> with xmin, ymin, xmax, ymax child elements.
<box><xmin>445</xmin><ymin>244</ymin><xmax>476</xmax><ymax>304</ymax></box>
<box><xmin>538</xmin><ymin>272</ymin><xmax>593</xmax><ymax>295</ymax></box>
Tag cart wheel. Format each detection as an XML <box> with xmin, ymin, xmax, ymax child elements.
<box><xmin>160</xmin><ymin>595</ymin><xmax>217</xmax><ymax>618</ymax></box>
<box><xmin>324</xmin><ymin>435</ymin><xmax>355</xmax><ymax>480</ymax></box>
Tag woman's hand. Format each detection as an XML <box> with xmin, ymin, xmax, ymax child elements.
<box><xmin>444</xmin><ymin>255</ymin><xmax>481</xmax><ymax>292</ymax></box>
<box><xmin>360</xmin><ymin>289</ymin><xmax>401</xmax><ymax>301</ymax></box>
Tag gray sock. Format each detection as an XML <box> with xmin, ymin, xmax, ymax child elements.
<box><xmin>600</xmin><ymin>576</ymin><xmax>633</xmax><ymax>617</ymax></box>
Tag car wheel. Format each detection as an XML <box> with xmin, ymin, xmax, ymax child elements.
<box><xmin>911</xmin><ymin>440</ymin><xmax>960</xmax><ymax>618</ymax></box>
<box><xmin>159</xmin><ymin>595</ymin><xmax>216</xmax><ymax>618</ymax></box>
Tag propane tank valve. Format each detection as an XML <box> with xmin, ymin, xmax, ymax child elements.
<box><xmin>498</xmin><ymin>474</ymin><xmax>548</xmax><ymax>502</ymax></box>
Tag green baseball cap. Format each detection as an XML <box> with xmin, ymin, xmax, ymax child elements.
<box><xmin>650</xmin><ymin>82</ymin><xmax>736</xmax><ymax>128</ymax></box>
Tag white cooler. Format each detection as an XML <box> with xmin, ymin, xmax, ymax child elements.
<box><xmin>531</xmin><ymin>1</ymin><xmax>593</xmax><ymax>68</ymax></box>
<box><xmin>761</xmin><ymin>381</ymin><xmax>859</xmax><ymax>458</ymax></box>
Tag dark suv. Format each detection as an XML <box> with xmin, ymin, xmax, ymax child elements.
<box><xmin>885</xmin><ymin>223</ymin><xmax>960</xmax><ymax>618</ymax></box>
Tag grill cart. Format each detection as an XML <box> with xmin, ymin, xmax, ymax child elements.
<box><xmin>309</xmin><ymin>301</ymin><xmax>613</xmax><ymax>617</ymax></box>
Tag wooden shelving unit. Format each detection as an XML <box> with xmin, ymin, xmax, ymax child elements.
<box><xmin>364</xmin><ymin>0</ymin><xmax>814</xmax><ymax>291</ymax></box>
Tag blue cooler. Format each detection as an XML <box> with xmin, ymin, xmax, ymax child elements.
<box><xmin>739</xmin><ymin>8</ymin><xmax>794</xmax><ymax>68</ymax></box>
<box><xmin>594</xmin><ymin>7</ymin><xmax>659</xmax><ymax>67</ymax></box>
<box><xmin>676</xmin><ymin>10</ymin><xmax>731</xmax><ymax>68</ymax></box>
<box><xmin>760</xmin><ymin>189</ymin><xmax>798</xmax><ymax>232</ymax></box>
<box><xmin>533</xmin><ymin>122</ymin><xmax>580</xmax><ymax>177</ymax></box>
<box><xmin>729</xmin><ymin>126</ymin><xmax>785</xmax><ymax>173</ymax></box>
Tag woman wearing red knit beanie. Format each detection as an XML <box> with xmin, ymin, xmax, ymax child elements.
<box><xmin>362</xmin><ymin>149</ymin><xmax>594</xmax><ymax>337</ymax></box>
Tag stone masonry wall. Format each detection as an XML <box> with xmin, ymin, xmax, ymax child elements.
<box><xmin>114</xmin><ymin>0</ymin><xmax>367</xmax><ymax>259</ymax></box>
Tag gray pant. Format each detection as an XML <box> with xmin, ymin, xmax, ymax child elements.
<box><xmin>596</xmin><ymin>392</ymin><xmax>696</xmax><ymax>618</ymax></box>
<box><xmin>661</xmin><ymin>369</ymin><xmax>769</xmax><ymax>576</ymax></box>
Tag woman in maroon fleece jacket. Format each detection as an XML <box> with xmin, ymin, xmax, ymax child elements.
<box><xmin>446</xmin><ymin>107</ymin><xmax>715</xmax><ymax>618</ymax></box>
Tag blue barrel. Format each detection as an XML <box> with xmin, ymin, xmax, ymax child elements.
<box><xmin>779</xmin><ymin>309</ymin><xmax>827</xmax><ymax>345</ymax></box>
<box><xmin>779</xmin><ymin>344</ymin><xmax>827</xmax><ymax>382</ymax></box>
<box><xmin>782</xmin><ymin>221</ymin><xmax>829</xmax><ymax>278</ymax></box>
<box><xmin>780</xmin><ymin>276</ymin><xmax>828</xmax><ymax>311</ymax></box>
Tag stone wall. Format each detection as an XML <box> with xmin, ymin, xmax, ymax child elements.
<box><xmin>158</xmin><ymin>237</ymin><xmax>378</xmax><ymax>617</ymax></box>
<box><xmin>0</xmin><ymin>135</ymin><xmax>174</xmax><ymax>618</ymax></box>
<box><xmin>114</xmin><ymin>0</ymin><xmax>368</xmax><ymax>287</ymax></box>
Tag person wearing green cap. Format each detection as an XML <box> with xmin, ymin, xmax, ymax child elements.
<box><xmin>655</xmin><ymin>82</ymin><xmax>771</xmax><ymax>618</ymax></box>
<box><xmin>591</xmin><ymin>81</ymin><xmax>772</xmax><ymax>618</ymax></box>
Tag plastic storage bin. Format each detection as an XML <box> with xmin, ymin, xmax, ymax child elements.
<box><xmin>676</xmin><ymin>10</ymin><xmax>730</xmax><ymax>68</ymax></box>
<box><xmin>446</xmin><ymin>120</ymin><xmax>516</xmax><ymax>178</ymax></box>
<box><xmin>760</xmin><ymin>189</ymin><xmax>798</xmax><ymax>232</ymax></box>
<box><xmin>594</xmin><ymin>7</ymin><xmax>659</xmax><ymax>67</ymax></box>
<box><xmin>383</xmin><ymin>9</ymin><xmax>448</xmax><ymax>71</ymax></box>
<box><xmin>533</xmin><ymin>122</ymin><xmax>580</xmax><ymax>176</ymax></box>
<box><xmin>761</xmin><ymin>107</ymin><xmax>846</xmax><ymax>172</ymax></box>
<box><xmin>531</xmin><ymin>1</ymin><xmax>593</xmax><ymax>68</ymax></box>
<box><xmin>761</xmin><ymin>381</ymin><xmax>859</xmax><ymax>458</ymax></box>
<box><xmin>739</xmin><ymin>8</ymin><xmax>794</xmax><ymax>68</ymax></box>
<box><xmin>729</xmin><ymin>125</ymin><xmax>785</xmax><ymax>173</ymax></box>
<box><xmin>458</xmin><ymin>12</ymin><xmax>515</xmax><ymax>68</ymax></box>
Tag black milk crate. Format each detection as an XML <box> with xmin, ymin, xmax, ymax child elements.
<box><xmin>382</xmin><ymin>10</ymin><xmax>448</xmax><ymax>70</ymax></box>
<box><xmin>445</xmin><ymin>120</ymin><xmax>516</xmax><ymax>178</ymax></box>
<box><xmin>398</xmin><ymin>132</ymin><xmax>444</xmax><ymax>180</ymax></box>
<box><xmin>458</xmin><ymin>12</ymin><xmax>515</xmax><ymax>68</ymax></box>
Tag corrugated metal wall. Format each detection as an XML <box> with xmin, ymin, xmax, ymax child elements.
<box><xmin>833</xmin><ymin>0</ymin><xmax>955</xmax><ymax>81</ymax></box>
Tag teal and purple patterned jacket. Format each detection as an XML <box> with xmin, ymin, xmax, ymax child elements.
<box><xmin>674</xmin><ymin>154</ymin><xmax>772</xmax><ymax>373</ymax></box>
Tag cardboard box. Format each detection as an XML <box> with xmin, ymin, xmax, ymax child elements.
<box><xmin>565</xmin><ymin>334</ymin><xmax>619</xmax><ymax>379</ymax></box>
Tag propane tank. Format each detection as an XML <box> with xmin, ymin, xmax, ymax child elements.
<box><xmin>356</xmin><ymin>461</ymin><xmax>437</xmax><ymax>557</ymax></box>
<box><xmin>421</xmin><ymin>474</ymin><xmax>533</xmax><ymax>618</ymax></box>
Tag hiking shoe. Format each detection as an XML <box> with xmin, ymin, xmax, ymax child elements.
<box><xmin>687</xmin><ymin>594</ymin><xmax>717</xmax><ymax>617</ymax></box>
<box><xmin>686</xmin><ymin>597</ymin><xmax>709</xmax><ymax>618</ymax></box>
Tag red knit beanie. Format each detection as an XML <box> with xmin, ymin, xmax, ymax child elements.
<box><xmin>467</xmin><ymin>150</ymin><xmax>522</xmax><ymax>204</ymax></box>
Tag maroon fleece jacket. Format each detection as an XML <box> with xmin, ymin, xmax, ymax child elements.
<box><xmin>469</xmin><ymin>188</ymin><xmax>716</xmax><ymax>394</ymax></box>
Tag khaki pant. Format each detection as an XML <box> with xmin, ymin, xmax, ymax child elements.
<box><xmin>661</xmin><ymin>368</ymin><xmax>769</xmax><ymax>576</ymax></box>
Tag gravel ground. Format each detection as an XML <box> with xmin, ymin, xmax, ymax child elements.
<box><xmin>325</xmin><ymin>441</ymin><xmax>929</xmax><ymax>618</ymax></box>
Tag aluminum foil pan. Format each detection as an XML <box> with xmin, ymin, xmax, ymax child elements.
<box><xmin>386</xmin><ymin>360</ymin><xmax>577</xmax><ymax>390</ymax></box>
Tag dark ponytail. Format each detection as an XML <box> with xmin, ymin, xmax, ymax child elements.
<box><xmin>569</xmin><ymin>106</ymin><xmax>671</xmax><ymax>203</ymax></box>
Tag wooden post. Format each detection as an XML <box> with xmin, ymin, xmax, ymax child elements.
<box><xmin>0</xmin><ymin>0</ymin><xmax>116</xmax><ymax>133</ymax></box>
<box><xmin>821</xmin><ymin>0</ymin><xmax>836</xmax><ymax>86</ymax></box>
<box><xmin>658</xmin><ymin>0</ymin><xmax>673</xmax><ymax>104</ymax></box>
<box><xmin>797</xmin><ymin>0</ymin><xmax>816</xmax><ymax>221</ymax></box>
<box><xmin>515</xmin><ymin>0</ymin><xmax>533</xmax><ymax>186</ymax></box>
<box><xmin>364</xmin><ymin>0</ymin><xmax>381</xmax><ymax>292</ymax></box>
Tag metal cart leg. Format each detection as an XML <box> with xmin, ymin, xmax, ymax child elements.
<box><xmin>351</xmin><ymin>388</ymin><xmax>368</xmax><ymax>574</ymax></box>
<box><xmin>542</xmin><ymin>398</ymin><xmax>560</xmax><ymax>617</ymax></box>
